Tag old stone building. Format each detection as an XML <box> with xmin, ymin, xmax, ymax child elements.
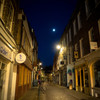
<box><xmin>53</xmin><ymin>0</ymin><xmax>100</xmax><ymax>97</ymax></box>
<box><xmin>15</xmin><ymin>10</ymin><xmax>37</xmax><ymax>100</ymax></box>
<box><xmin>0</xmin><ymin>0</ymin><xmax>19</xmax><ymax>100</ymax></box>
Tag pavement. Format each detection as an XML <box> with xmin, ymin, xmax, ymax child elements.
<box><xmin>18</xmin><ymin>83</ymin><xmax>100</xmax><ymax>100</ymax></box>
<box><xmin>18</xmin><ymin>87</ymin><xmax>38</xmax><ymax>100</ymax></box>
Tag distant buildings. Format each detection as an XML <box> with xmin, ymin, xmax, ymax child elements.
<box><xmin>53</xmin><ymin>0</ymin><xmax>100</xmax><ymax>97</ymax></box>
<box><xmin>0</xmin><ymin>0</ymin><xmax>38</xmax><ymax>100</ymax></box>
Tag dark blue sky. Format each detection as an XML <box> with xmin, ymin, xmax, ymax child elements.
<box><xmin>20</xmin><ymin>0</ymin><xmax>77</xmax><ymax>66</ymax></box>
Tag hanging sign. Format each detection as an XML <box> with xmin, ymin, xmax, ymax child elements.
<box><xmin>90</xmin><ymin>42</ymin><xmax>98</xmax><ymax>50</ymax></box>
<box><xmin>16</xmin><ymin>53</ymin><xmax>26</xmax><ymax>64</ymax></box>
<box><xmin>74</xmin><ymin>51</ymin><xmax>78</xmax><ymax>59</ymax></box>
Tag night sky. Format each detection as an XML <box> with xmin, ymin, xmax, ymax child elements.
<box><xmin>20</xmin><ymin>0</ymin><xmax>77</xmax><ymax>66</ymax></box>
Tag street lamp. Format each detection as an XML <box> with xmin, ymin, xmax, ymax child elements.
<box><xmin>39</xmin><ymin>62</ymin><xmax>42</xmax><ymax>66</ymax></box>
<box><xmin>56</xmin><ymin>44</ymin><xmax>61</xmax><ymax>50</ymax></box>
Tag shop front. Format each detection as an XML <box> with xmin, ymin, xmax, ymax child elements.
<box><xmin>0</xmin><ymin>40</ymin><xmax>17</xmax><ymax>100</ymax></box>
<box><xmin>67</xmin><ymin>64</ymin><xmax>74</xmax><ymax>89</ymax></box>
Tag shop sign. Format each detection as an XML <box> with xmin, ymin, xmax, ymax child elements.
<box><xmin>90</xmin><ymin>42</ymin><xmax>98</xmax><ymax>50</ymax></box>
<box><xmin>74</xmin><ymin>51</ymin><xmax>78</xmax><ymax>59</ymax></box>
<box><xmin>0</xmin><ymin>40</ymin><xmax>12</xmax><ymax>60</ymax></box>
<box><xmin>16</xmin><ymin>53</ymin><xmax>26</xmax><ymax>64</ymax></box>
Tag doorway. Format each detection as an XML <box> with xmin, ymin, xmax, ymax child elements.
<box><xmin>0</xmin><ymin>61</ymin><xmax>6</xmax><ymax>100</ymax></box>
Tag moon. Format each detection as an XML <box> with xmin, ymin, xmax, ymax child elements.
<box><xmin>52</xmin><ymin>28</ymin><xmax>56</xmax><ymax>32</ymax></box>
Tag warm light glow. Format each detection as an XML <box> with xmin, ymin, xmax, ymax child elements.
<box><xmin>41</xmin><ymin>67</ymin><xmax>43</xmax><ymax>69</ymax></box>
<box><xmin>39</xmin><ymin>62</ymin><xmax>42</xmax><ymax>66</ymax></box>
<box><xmin>56</xmin><ymin>45</ymin><xmax>61</xmax><ymax>50</ymax></box>
<box><xmin>60</xmin><ymin>48</ymin><xmax>63</xmax><ymax>53</ymax></box>
<box><xmin>9</xmin><ymin>44</ymin><xmax>13</xmax><ymax>49</ymax></box>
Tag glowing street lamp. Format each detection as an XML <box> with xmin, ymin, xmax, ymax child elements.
<box><xmin>39</xmin><ymin>62</ymin><xmax>42</xmax><ymax>66</ymax></box>
<box><xmin>56</xmin><ymin>45</ymin><xmax>61</xmax><ymax>50</ymax></box>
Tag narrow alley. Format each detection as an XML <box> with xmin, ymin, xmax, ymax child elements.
<box><xmin>19</xmin><ymin>82</ymin><xmax>100</xmax><ymax>100</ymax></box>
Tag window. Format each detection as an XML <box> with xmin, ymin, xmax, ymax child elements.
<box><xmin>94</xmin><ymin>61</ymin><xmax>100</xmax><ymax>87</ymax></box>
<box><xmin>98</xmin><ymin>19</ymin><xmax>100</xmax><ymax>35</ymax></box>
<box><xmin>88</xmin><ymin>27</ymin><xmax>97</xmax><ymax>52</ymax></box>
<box><xmin>67</xmin><ymin>33</ymin><xmax>69</xmax><ymax>46</ymax></box>
<box><xmin>70</xmin><ymin>46</ymin><xmax>72</xmax><ymax>63</ymax></box>
<box><xmin>69</xmin><ymin>28</ymin><xmax>71</xmax><ymax>42</ymax></box>
<box><xmin>84</xmin><ymin>68</ymin><xmax>89</xmax><ymax>87</ymax></box>
<box><xmin>88</xmin><ymin>27</ymin><xmax>95</xmax><ymax>42</ymax></box>
<box><xmin>2</xmin><ymin>1</ymin><xmax>14</xmax><ymax>32</ymax></box>
<box><xmin>79</xmin><ymin>38</ymin><xmax>84</xmax><ymax>58</ymax></box>
<box><xmin>77</xmin><ymin>12</ymin><xmax>81</xmax><ymax>30</ymax></box>
<box><xmin>73</xmin><ymin>20</ymin><xmax>77</xmax><ymax>36</ymax></box>
<box><xmin>85</xmin><ymin>0</ymin><xmax>95</xmax><ymax>16</ymax></box>
<box><xmin>95</xmin><ymin>0</ymin><xmax>100</xmax><ymax>6</ymax></box>
<box><xmin>75</xmin><ymin>43</ymin><xmax>78</xmax><ymax>51</ymax></box>
<box><xmin>0</xmin><ymin>0</ymin><xmax>3</xmax><ymax>17</ymax></box>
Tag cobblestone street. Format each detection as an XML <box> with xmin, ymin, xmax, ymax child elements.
<box><xmin>18</xmin><ymin>83</ymin><xmax>100</xmax><ymax>100</ymax></box>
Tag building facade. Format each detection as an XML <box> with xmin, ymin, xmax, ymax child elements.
<box><xmin>53</xmin><ymin>0</ymin><xmax>100</xmax><ymax>97</ymax></box>
<box><xmin>15</xmin><ymin>10</ymin><xmax>34</xmax><ymax>100</ymax></box>
<box><xmin>0</xmin><ymin>0</ymin><xmax>19</xmax><ymax>100</ymax></box>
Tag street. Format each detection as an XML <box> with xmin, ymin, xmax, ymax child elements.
<box><xmin>19</xmin><ymin>82</ymin><xmax>100</xmax><ymax>100</ymax></box>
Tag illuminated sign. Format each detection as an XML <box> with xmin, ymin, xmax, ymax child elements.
<box><xmin>16</xmin><ymin>53</ymin><xmax>26</xmax><ymax>64</ymax></box>
<box><xmin>90</xmin><ymin>42</ymin><xmax>98</xmax><ymax>50</ymax></box>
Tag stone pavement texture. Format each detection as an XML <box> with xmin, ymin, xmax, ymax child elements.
<box><xmin>18</xmin><ymin>84</ymin><xmax>100</xmax><ymax>100</ymax></box>
<box><xmin>18</xmin><ymin>87</ymin><xmax>38</xmax><ymax>100</ymax></box>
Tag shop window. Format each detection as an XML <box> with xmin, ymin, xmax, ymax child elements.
<box><xmin>24</xmin><ymin>68</ymin><xmax>27</xmax><ymax>85</ymax></box>
<box><xmin>94</xmin><ymin>61</ymin><xmax>100</xmax><ymax>87</ymax></box>
<box><xmin>78</xmin><ymin>71</ymin><xmax>80</xmax><ymax>86</ymax></box>
<box><xmin>2</xmin><ymin>0</ymin><xmax>14</xmax><ymax>32</ymax></box>
<box><xmin>18</xmin><ymin>66</ymin><xmax>23</xmax><ymax>86</ymax></box>
<box><xmin>84</xmin><ymin>68</ymin><xmax>89</xmax><ymax>87</ymax></box>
